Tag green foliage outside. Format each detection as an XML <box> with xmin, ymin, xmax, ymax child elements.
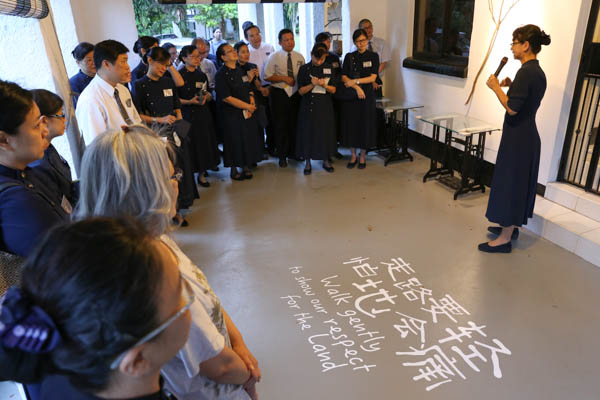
<box><xmin>132</xmin><ymin>0</ymin><xmax>192</xmax><ymax>37</ymax></box>
<box><xmin>190</xmin><ymin>4</ymin><xmax>238</xmax><ymax>39</ymax></box>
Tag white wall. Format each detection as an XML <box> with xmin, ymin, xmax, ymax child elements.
<box><xmin>367</xmin><ymin>0</ymin><xmax>595</xmax><ymax>186</ymax></box>
<box><xmin>69</xmin><ymin>0</ymin><xmax>141</xmax><ymax>69</ymax></box>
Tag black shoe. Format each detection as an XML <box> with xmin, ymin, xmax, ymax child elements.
<box><xmin>478</xmin><ymin>241</ymin><xmax>512</xmax><ymax>253</ymax></box>
<box><xmin>251</xmin><ymin>163</ymin><xmax>258</xmax><ymax>168</ymax></box>
<box><xmin>358</xmin><ymin>162</ymin><xmax>366</xmax><ymax>169</ymax></box>
<box><xmin>335</xmin><ymin>151</ymin><xmax>344</xmax><ymax>160</ymax></box>
<box><xmin>279</xmin><ymin>158</ymin><xmax>288</xmax><ymax>168</ymax></box>
<box><xmin>242</xmin><ymin>169</ymin><xmax>253</xmax><ymax>179</ymax></box>
<box><xmin>181</xmin><ymin>219</ymin><xmax>189</xmax><ymax>227</ymax></box>
<box><xmin>304</xmin><ymin>168</ymin><xmax>312</xmax><ymax>175</ymax></box>
<box><xmin>198</xmin><ymin>180</ymin><xmax>210</xmax><ymax>188</ymax></box>
<box><xmin>203</xmin><ymin>171</ymin><xmax>209</xmax><ymax>177</ymax></box>
<box><xmin>347</xmin><ymin>160</ymin><xmax>357</xmax><ymax>169</ymax></box>
<box><xmin>322</xmin><ymin>163</ymin><xmax>334</xmax><ymax>173</ymax></box>
<box><xmin>230</xmin><ymin>171</ymin><xmax>244</xmax><ymax>181</ymax></box>
<box><xmin>488</xmin><ymin>226</ymin><xmax>519</xmax><ymax>240</ymax></box>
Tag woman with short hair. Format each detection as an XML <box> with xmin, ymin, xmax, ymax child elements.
<box><xmin>0</xmin><ymin>217</ymin><xmax>193</xmax><ymax>399</ymax></box>
<box><xmin>74</xmin><ymin>125</ymin><xmax>260</xmax><ymax>400</ymax></box>
<box><xmin>69</xmin><ymin>42</ymin><xmax>95</xmax><ymax>107</ymax></box>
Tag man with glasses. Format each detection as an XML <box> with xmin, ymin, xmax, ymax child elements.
<box><xmin>192</xmin><ymin>38</ymin><xmax>218</xmax><ymax>91</ymax></box>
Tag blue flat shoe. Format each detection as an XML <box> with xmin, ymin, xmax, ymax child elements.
<box><xmin>478</xmin><ymin>241</ymin><xmax>512</xmax><ymax>253</ymax></box>
<box><xmin>488</xmin><ymin>226</ymin><xmax>519</xmax><ymax>240</ymax></box>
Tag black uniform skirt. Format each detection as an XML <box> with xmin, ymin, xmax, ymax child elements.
<box><xmin>221</xmin><ymin>109</ymin><xmax>262</xmax><ymax>168</ymax></box>
<box><xmin>485</xmin><ymin>118</ymin><xmax>541</xmax><ymax>227</ymax></box>
<box><xmin>181</xmin><ymin>105</ymin><xmax>220</xmax><ymax>172</ymax></box>
<box><xmin>295</xmin><ymin>93</ymin><xmax>337</xmax><ymax>160</ymax></box>
<box><xmin>340</xmin><ymin>84</ymin><xmax>377</xmax><ymax>149</ymax></box>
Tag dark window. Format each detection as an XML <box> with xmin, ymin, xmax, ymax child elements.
<box><xmin>403</xmin><ymin>0</ymin><xmax>475</xmax><ymax>78</ymax></box>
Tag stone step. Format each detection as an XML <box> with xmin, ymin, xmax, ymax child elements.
<box><xmin>545</xmin><ymin>182</ymin><xmax>600</xmax><ymax>223</ymax></box>
<box><xmin>524</xmin><ymin>195</ymin><xmax>600</xmax><ymax>268</ymax></box>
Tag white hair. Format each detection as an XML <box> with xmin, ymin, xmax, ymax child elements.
<box><xmin>74</xmin><ymin>125</ymin><xmax>174</xmax><ymax>236</ymax></box>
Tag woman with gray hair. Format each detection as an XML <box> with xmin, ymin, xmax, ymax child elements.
<box><xmin>74</xmin><ymin>124</ymin><xmax>261</xmax><ymax>400</ymax></box>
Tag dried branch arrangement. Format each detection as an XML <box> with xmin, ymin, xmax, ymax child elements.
<box><xmin>465</xmin><ymin>0</ymin><xmax>521</xmax><ymax>105</ymax></box>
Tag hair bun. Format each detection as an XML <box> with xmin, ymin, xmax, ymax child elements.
<box><xmin>540</xmin><ymin>30</ymin><xmax>551</xmax><ymax>46</ymax></box>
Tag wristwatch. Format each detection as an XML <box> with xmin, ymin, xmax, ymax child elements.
<box><xmin>356</xmin><ymin>80</ymin><xmax>360</xmax><ymax>86</ymax></box>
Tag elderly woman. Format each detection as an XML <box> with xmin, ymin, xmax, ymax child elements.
<box><xmin>0</xmin><ymin>217</ymin><xmax>192</xmax><ymax>399</ymax></box>
<box><xmin>0</xmin><ymin>80</ymin><xmax>66</xmax><ymax>257</ymax></box>
<box><xmin>74</xmin><ymin>125</ymin><xmax>260</xmax><ymax>400</ymax></box>
<box><xmin>480</xmin><ymin>24</ymin><xmax>551</xmax><ymax>253</ymax></box>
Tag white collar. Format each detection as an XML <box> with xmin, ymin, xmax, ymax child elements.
<box><xmin>94</xmin><ymin>74</ymin><xmax>118</xmax><ymax>96</ymax></box>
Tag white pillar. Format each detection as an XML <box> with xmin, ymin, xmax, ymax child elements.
<box><xmin>237</xmin><ymin>4</ymin><xmax>258</xmax><ymax>40</ymax></box>
<box><xmin>263</xmin><ymin>3</ymin><xmax>284</xmax><ymax>50</ymax></box>
<box><xmin>342</xmin><ymin>0</ymin><xmax>353</xmax><ymax>58</ymax></box>
<box><xmin>299</xmin><ymin>3</ymin><xmax>325</xmax><ymax>60</ymax></box>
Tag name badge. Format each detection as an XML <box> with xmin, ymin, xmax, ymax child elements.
<box><xmin>242</xmin><ymin>75</ymin><xmax>250</xmax><ymax>83</ymax></box>
<box><xmin>195</xmin><ymin>81</ymin><xmax>201</xmax><ymax>88</ymax></box>
<box><xmin>163</xmin><ymin>89</ymin><xmax>173</xmax><ymax>97</ymax></box>
<box><xmin>323</xmin><ymin>68</ymin><xmax>331</xmax><ymax>75</ymax></box>
<box><xmin>363</xmin><ymin>61</ymin><xmax>372</xmax><ymax>68</ymax></box>
<box><xmin>126</xmin><ymin>98</ymin><xmax>132</xmax><ymax>108</ymax></box>
<box><xmin>297</xmin><ymin>60</ymin><xmax>302</xmax><ymax>66</ymax></box>
<box><xmin>333</xmin><ymin>62</ymin><xmax>340</xmax><ymax>68</ymax></box>
<box><xmin>61</xmin><ymin>195</ymin><xmax>72</xmax><ymax>215</ymax></box>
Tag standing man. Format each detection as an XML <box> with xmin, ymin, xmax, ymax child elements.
<box><xmin>264</xmin><ymin>29</ymin><xmax>305</xmax><ymax>167</ymax></box>
<box><xmin>246</xmin><ymin>24</ymin><xmax>275</xmax><ymax>156</ymax></box>
<box><xmin>351</xmin><ymin>18</ymin><xmax>390</xmax><ymax>96</ymax></box>
<box><xmin>209</xmin><ymin>28</ymin><xmax>227</xmax><ymax>56</ymax></box>
<box><xmin>76</xmin><ymin>40</ymin><xmax>141</xmax><ymax>146</ymax></box>
<box><xmin>192</xmin><ymin>38</ymin><xmax>217</xmax><ymax>91</ymax></box>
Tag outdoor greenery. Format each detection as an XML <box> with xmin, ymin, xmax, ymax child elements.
<box><xmin>190</xmin><ymin>4</ymin><xmax>238</xmax><ymax>39</ymax></box>
<box><xmin>283</xmin><ymin>3</ymin><xmax>299</xmax><ymax>35</ymax></box>
<box><xmin>132</xmin><ymin>0</ymin><xmax>191</xmax><ymax>37</ymax></box>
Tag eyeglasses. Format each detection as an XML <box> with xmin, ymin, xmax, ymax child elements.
<box><xmin>510</xmin><ymin>41</ymin><xmax>522</xmax><ymax>48</ymax></box>
<box><xmin>109</xmin><ymin>276</ymin><xmax>195</xmax><ymax>370</ymax></box>
<box><xmin>355</xmin><ymin>39</ymin><xmax>368</xmax><ymax>44</ymax></box>
<box><xmin>47</xmin><ymin>113</ymin><xmax>66</xmax><ymax>119</ymax></box>
<box><xmin>170</xmin><ymin>168</ymin><xmax>183</xmax><ymax>182</ymax></box>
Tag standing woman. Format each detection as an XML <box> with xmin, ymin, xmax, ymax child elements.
<box><xmin>68</xmin><ymin>42</ymin><xmax>95</xmax><ymax>108</ymax></box>
<box><xmin>340</xmin><ymin>28</ymin><xmax>379</xmax><ymax>169</ymax></box>
<box><xmin>162</xmin><ymin>42</ymin><xmax>180</xmax><ymax>68</ymax></box>
<box><xmin>131</xmin><ymin>46</ymin><xmax>199</xmax><ymax>219</ymax></box>
<box><xmin>215</xmin><ymin>43</ymin><xmax>261</xmax><ymax>181</ymax></box>
<box><xmin>29</xmin><ymin>89</ymin><xmax>78</xmax><ymax>214</ymax></box>
<box><xmin>235</xmin><ymin>41</ymin><xmax>266</xmax><ymax>165</ymax></box>
<box><xmin>296</xmin><ymin>44</ymin><xmax>337</xmax><ymax>175</ymax></box>
<box><xmin>0</xmin><ymin>80</ymin><xmax>66</xmax><ymax>257</ymax></box>
<box><xmin>481</xmin><ymin>25</ymin><xmax>551</xmax><ymax>253</ymax></box>
<box><xmin>177</xmin><ymin>45</ymin><xmax>220</xmax><ymax>187</ymax></box>
<box><xmin>131</xmin><ymin>36</ymin><xmax>159</xmax><ymax>85</ymax></box>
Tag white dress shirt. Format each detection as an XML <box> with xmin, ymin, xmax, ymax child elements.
<box><xmin>75</xmin><ymin>74</ymin><xmax>142</xmax><ymax>147</ymax></box>
<box><xmin>263</xmin><ymin>49</ymin><xmax>305</xmax><ymax>95</ymax></box>
<box><xmin>351</xmin><ymin>36</ymin><xmax>391</xmax><ymax>66</ymax></box>
<box><xmin>248</xmin><ymin>41</ymin><xmax>275</xmax><ymax>86</ymax></box>
<box><xmin>199</xmin><ymin>58</ymin><xmax>217</xmax><ymax>89</ymax></box>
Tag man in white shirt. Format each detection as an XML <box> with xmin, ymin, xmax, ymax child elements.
<box><xmin>245</xmin><ymin>24</ymin><xmax>275</xmax><ymax>155</ymax></box>
<box><xmin>264</xmin><ymin>29</ymin><xmax>305</xmax><ymax>167</ymax></box>
<box><xmin>193</xmin><ymin>38</ymin><xmax>217</xmax><ymax>90</ymax></box>
<box><xmin>76</xmin><ymin>40</ymin><xmax>142</xmax><ymax>147</ymax></box>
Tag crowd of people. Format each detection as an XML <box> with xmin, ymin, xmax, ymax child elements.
<box><xmin>0</xmin><ymin>11</ymin><xmax>550</xmax><ymax>399</ymax></box>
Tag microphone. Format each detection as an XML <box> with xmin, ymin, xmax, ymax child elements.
<box><xmin>494</xmin><ymin>57</ymin><xmax>509</xmax><ymax>77</ymax></box>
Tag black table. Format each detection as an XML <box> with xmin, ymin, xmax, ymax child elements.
<box><xmin>418</xmin><ymin>113</ymin><xmax>500</xmax><ymax>200</ymax></box>
<box><xmin>375</xmin><ymin>99</ymin><xmax>423</xmax><ymax>166</ymax></box>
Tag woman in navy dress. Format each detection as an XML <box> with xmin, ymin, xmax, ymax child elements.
<box><xmin>130</xmin><ymin>36</ymin><xmax>159</xmax><ymax>87</ymax></box>
<box><xmin>235</xmin><ymin>41</ymin><xmax>266</xmax><ymax>166</ymax></box>
<box><xmin>0</xmin><ymin>80</ymin><xmax>66</xmax><ymax>257</ymax></box>
<box><xmin>68</xmin><ymin>42</ymin><xmax>95</xmax><ymax>108</ymax></box>
<box><xmin>177</xmin><ymin>45</ymin><xmax>220</xmax><ymax>187</ymax></box>
<box><xmin>296</xmin><ymin>44</ymin><xmax>337</xmax><ymax>175</ymax></box>
<box><xmin>480</xmin><ymin>25</ymin><xmax>551</xmax><ymax>253</ymax></box>
<box><xmin>131</xmin><ymin>47</ymin><xmax>198</xmax><ymax>222</ymax></box>
<box><xmin>340</xmin><ymin>29</ymin><xmax>379</xmax><ymax>169</ymax></box>
<box><xmin>29</xmin><ymin>89</ymin><xmax>77</xmax><ymax>215</ymax></box>
<box><xmin>215</xmin><ymin>43</ymin><xmax>261</xmax><ymax>181</ymax></box>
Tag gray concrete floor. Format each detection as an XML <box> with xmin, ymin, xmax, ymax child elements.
<box><xmin>174</xmin><ymin>152</ymin><xmax>600</xmax><ymax>400</ymax></box>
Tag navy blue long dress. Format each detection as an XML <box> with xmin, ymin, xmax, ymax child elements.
<box><xmin>132</xmin><ymin>75</ymin><xmax>199</xmax><ymax>209</ymax></box>
<box><xmin>238</xmin><ymin>61</ymin><xmax>266</xmax><ymax>158</ymax></box>
<box><xmin>295</xmin><ymin>61</ymin><xmax>337</xmax><ymax>160</ymax></box>
<box><xmin>340</xmin><ymin>50</ymin><xmax>379</xmax><ymax>150</ymax></box>
<box><xmin>178</xmin><ymin>67</ymin><xmax>220</xmax><ymax>173</ymax></box>
<box><xmin>486</xmin><ymin>59</ymin><xmax>546</xmax><ymax>227</ymax></box>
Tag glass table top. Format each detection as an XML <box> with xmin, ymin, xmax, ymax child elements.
<box><xmin>417</xmin><ymin>113</ymin><xmax>501</xmax><ymax>136</ymax></box>
<box><xmin>376</xmin><ymin>98</ymin><xmax>424</xmax><ymax>113</ymax></box>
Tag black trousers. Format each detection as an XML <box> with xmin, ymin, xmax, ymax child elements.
<box><xmin>256</xmin><ymin>89</ymin><xmax>274</xmax><ymax>154</ymax></box>
<box><xmin>269</xmin><ymin>87</ymin><xmax>300</xmax><ymax>159</ymax></box>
